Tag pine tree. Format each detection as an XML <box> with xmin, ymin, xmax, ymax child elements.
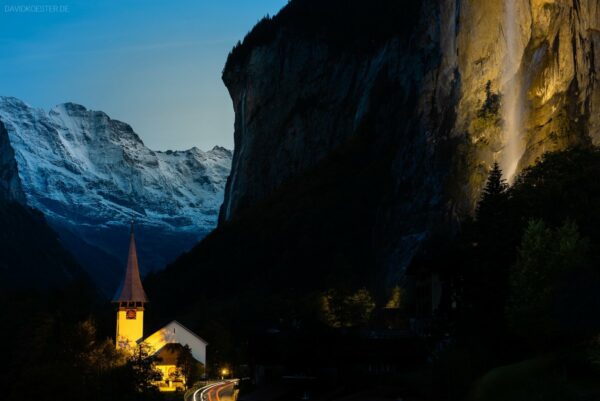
<box><xmin>476</xmin><ymin>162</ymin><xmax>509</xmax><ymax>223</ymax></box>
<box><xmin>458</xmin><ymin>162</ymin><xmax>511</xmax><ymax>331</ymax></box>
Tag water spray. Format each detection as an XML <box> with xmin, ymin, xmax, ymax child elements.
<box><xmin>500</xmin><ymin>0</ymin><xmax>525</xmax><ymax>182</ymax></box>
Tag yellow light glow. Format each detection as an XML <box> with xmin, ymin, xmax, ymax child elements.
<box><xmin>221</xmin><ymin>368</ymin><xmax>229</xmax><ymax>376</ymax></box>
<box><xmin>115</xmin><ymin>307</ymin><xmax>144</xmax><ymax>351</ymax></box>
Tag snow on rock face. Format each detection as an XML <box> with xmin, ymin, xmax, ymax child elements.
<box><xmin>0</xmin><ymin>119</ymin><xmax>25</xmax><ymax>203</ymax></box>
<box><xmin>0</xmin><ymin>96</ymin><xmax>231</xmax><ymax>290</ymax></box>
<box><xmin>0</xmin><ymin>97</ymin><xmax>230</xmax><ymax>230</ymax></box>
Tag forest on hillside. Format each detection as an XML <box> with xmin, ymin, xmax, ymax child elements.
<box><xmin>146</xmin><ymin>146</ymin><xmax>600</xmax><ymax>400</ymax></box>
<box><xmin>225</xmin><ymin>0</ymin><xmax>422</xmax><ymax>71</ymax></box>
<box><xmin>5</xmin><ymin>147</ymin><xmax>600</xmax><ymax>401</ymax></box>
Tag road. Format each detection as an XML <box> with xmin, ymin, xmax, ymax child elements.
<box><xmin>192</xmin><ymin>381</ymin><xmax>237</xmax><ymax>401</ymax></box>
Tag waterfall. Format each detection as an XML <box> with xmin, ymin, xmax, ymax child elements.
<box><xmin>500</xmin><ymin>0</ymin><xmax>525</xmax><ymax>182</ymax></box>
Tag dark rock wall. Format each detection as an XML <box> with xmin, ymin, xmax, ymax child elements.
<box><xmin>218</xmin><ymin>0</ymin><xmax>600</xmax><ymax>284</ymax></box>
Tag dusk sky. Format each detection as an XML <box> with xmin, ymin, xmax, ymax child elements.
<box><xmin>0</xmin><ymin>0</ymin><xmax>287</xmax><ymax>151</ymax></box>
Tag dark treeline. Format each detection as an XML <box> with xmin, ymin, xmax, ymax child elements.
<box><xmin>147</xmin><ymin>147</ymin><xmax>600</xmax><ymax>400</ymax></box>
<box><xmin>145</xmin><ymin>127</ymin><xmax>396</xmax><ymax>373</ymax></box>
<box><xmin>0</xmin><ymin>199</ymin><xmax>164</xmax><ymax>400</ymax></box>
<box><xmin>0</xmin><ymin>199</ymin><xmax>85</xmax><ymax>288</ymax></box>
<box><xmin>0</xmin><ymin>284</ymin><xmax>164</xmax><ymax>401</ymax></box>
<box><xmin>425</xmin><ymin>148</ymin><xmax>600</xmax><ymax>400</ymax></box>
<box><xmin>224</xmin><ymin>0</ymin><xmax>422</xmax><ymax>71</ymax></box>
<box><xmin>7</xmin><ymin>147</ymin><xmax>600</xmax><ymax>400</ymax></box>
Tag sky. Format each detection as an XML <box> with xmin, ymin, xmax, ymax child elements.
<box><xmin>0</xmin><ymin>0</ymin><xmax>287</xmax><ymax>151</ymax></box>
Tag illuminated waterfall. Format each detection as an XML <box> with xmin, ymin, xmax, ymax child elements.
<box><xmin>500</xmin><ymin>0</ymin><xmax>525</xmax><ymax>182</ymax></box>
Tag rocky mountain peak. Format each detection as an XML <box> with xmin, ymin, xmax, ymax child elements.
<box><xmin>0</xmin><ymin>97</ymin><xmax>232</xmax><ymax>294</ymax></box>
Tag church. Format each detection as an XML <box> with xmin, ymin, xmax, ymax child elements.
<box><xmin>113</xmin><ymin>223</ymin><xmax>208</xmax><ymax>391</ymax></box>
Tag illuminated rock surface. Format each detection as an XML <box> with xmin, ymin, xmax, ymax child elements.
<box><xmin>219</xmin><ymin>0</ymin><xmax>600</xmax><ymax>283</ymax></box>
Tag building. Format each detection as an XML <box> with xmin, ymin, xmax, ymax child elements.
<box><xmin>113</xmin><ymin>223</ymin><xmax>149</xmax><ymax>350</ymax></box>
<box><xmin>113</xmin><ymin>223</ymin><xmax>207</xmax><ymax>391</ymax></box>
<box><xmin>143</xmin><ymin>320</ymin><xmax>208</xmax><ymax>389</ymax></box>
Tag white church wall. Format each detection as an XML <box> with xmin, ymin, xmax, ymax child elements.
<box><xmin>143</xmin><ymin>320</ymin><xmax>207</xmax><ymax>364</ymax></box>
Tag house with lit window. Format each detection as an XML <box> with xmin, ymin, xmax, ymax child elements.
<box><xmin>113</xmin><ymin>223</ymin><xmax>208</xmax><ymax>391</ymax></box>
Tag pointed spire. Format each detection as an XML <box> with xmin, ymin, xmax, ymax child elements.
<box><xmin>113</xmin><ymin>221</ymin><xmax>149</xmax><ymax>303</ymax></box>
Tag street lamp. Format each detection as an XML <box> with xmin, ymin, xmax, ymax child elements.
<box><xmin>221</xmin><ymin>368</ymin><xmax>229</xmax><ymax>380</ymax></box>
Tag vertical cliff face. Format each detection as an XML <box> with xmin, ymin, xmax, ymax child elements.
<box><xmin>455</xmin><ymin>0</ymin><xmax>600</xmax><ymax>191</ymax></box>
<box><xmin>221</xmin><ymin>1</ymin><xmax>438</xmax><ymax>222</ymax></box>
<box><xmin>0</xmin><ymin>121</ymin><xmax>25</xmax><ymax>203</ymax></box>
<box><xmin>220</xmin><ymin>0</ymin><xmax>600</xmax><ymax>284</ymax></box>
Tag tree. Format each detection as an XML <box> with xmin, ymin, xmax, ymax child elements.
<box><xmin>506</xmin><ymin>219</ymin><xmax>592</xmax><ymax>343</ymax></box>
<box><xmin>456</xmin><ymin>162</ymin><xmax>512</xmax><ymax>331</ymax></box>
<box><xmin>385</xmin><ymin>285</ymin><xmax>404</xmax><ymax>309</ymax></box>
<box><xmin>321</xmin><ymin>288</ymin><xmax>376</xmax><ymax>328</ymax></box>
<box><xmin>481</xmin><ymin>81</ymin><xmax>501</xmax><ymax>116</ymax></box>
<box><xmin>176</xmin><ymin>344</ymin><xmax>201</xmax><ymax>389</ymax></box>
<box><xmin>126</xmin><ymin>343</ymin><xmax>162</xmax><ymax>394</ymax></box>
<box><xmin>72</xmin><ymin>319</ymin><xmax>127</xmax><ymax>373</ymax></box>
<box><xmin>476</xmin><ymin>162</ymin><xmax>509</xmax><ymax>224</ymax></box>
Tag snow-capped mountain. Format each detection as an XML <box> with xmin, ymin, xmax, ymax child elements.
<box><xmin>0</xmin><ymin>96</ymin><xmax>231</xmax><ymax>294</ymax></box>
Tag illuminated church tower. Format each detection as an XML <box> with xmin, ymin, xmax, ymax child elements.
<box><xmin>113</xmin><ymin>222</ymin><xmax>149</xmax><ymax>351</ymax></box>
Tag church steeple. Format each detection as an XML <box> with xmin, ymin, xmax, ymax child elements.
<box><xmin>114</xmin><ymin>221</ymin><xmax>148</xmax><ymax>351</ymax></box>
<box><xmin>113</xmin><ymin>221</ymin><xmax>149</xmax><ymax>303</ymax></box>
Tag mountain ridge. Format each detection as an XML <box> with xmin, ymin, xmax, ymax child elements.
<box><xmin>0</xmin><ymin>96</ymin><xmax>231</xmax><ymax>294</ymax></box>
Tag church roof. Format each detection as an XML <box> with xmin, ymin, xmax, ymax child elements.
<box><xmin>143</xmin><ymin>320</ymin><xmax>208</xmax><ymax>364</ymax></box>
<box><xmin>113</xmin><ymin>223</ymin><xmax>149</xmax><ymax>303</ymax></box>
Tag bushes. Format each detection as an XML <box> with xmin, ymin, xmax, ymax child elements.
<box><xmin>0</xmin><ymin>289</ymin><xmax>162</xmax><ymax>401</ymax></box>
<box><xmin>455</xmin><ymin>148</ymin><xmax>600</xmax><ymax>340</ymax></box>
<box><xmin>506</xmin><ymin>219</ymin><xmax>595</xmax><ymax>345</ymax></box>
<box><xmin>472</xmin><ymin>81</ymin><xmax>502</xmax><ymax>132</ymax></box>
<box><xmin>320</xmin><ymin>288</ymin><xmax>376</xmax><ymax>328</ymax></box>
<box><xmin>440</xmin><ymin>148</ymin><xmax>600</xmax><ymax>399</ymax></box>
